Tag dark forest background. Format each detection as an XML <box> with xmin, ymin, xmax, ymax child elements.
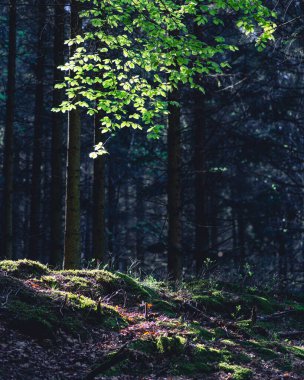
<box><xmin>1</xmin><ymin>0</ymin><xmax>304</xmax><ymax>290</ymax></box>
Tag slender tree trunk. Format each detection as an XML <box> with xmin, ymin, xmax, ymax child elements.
<box><xmin>92</xmin><ymin>115</ymin><xmax>106</xmax><ymax>265</ymax></box>
<box><xmin>210</xmin><ymin>192</ymin><xmax>218</xmax><ymax>258</ymax></box>
<box><xmin>232</xmin><ymin>212</ymin><xmax>238</xmax><ymax>262</ymax></box>
<box><xmin>108</xmin><ymin>160</ymin><xmax>114</xmax><ymax>253</ymax></box>
<box><xmin>28</xmin><ymin>3</ymin><xmax>46</xmax><ymax>260</ymax></box>
<box><xmin>167</xmin><ymin>88</ymin><xmax>182</xmax><ymax>280</ymax></box>
<box><xmin>50</xmin><ymin>0</ymin><xmax>65</xmax><ymax>267</ymax></box>
<box><xmin>235</xmin><ymin>165</ymin><xmax>246</xmax><ymax>270</ymax></box>
<box><xmin>278</xmin><ymin>231</ymin><xmax>286</xmax><ymax>292</ymax></box>
<box><xmin>193</xmin><ymin>91</ymin><xmax>209</xmax><ymax>272</ymax></box>
<box><xmin>136</xmin><ymin>176</ymin><xmax>144</xmax><ymax>264</ymax></box>
<box><xmin>83</xmin><ymin>160</ymin><xmax>92</xmax><ymax>262</ymax></box>
<box><xmin>63</xmin><ymin>0</ymin><xmax>82</xmax><ymax>269</ymax></box>
<box><xmin>237</xmin><ymin>210</ymin><xmax>246</xmax><ymax>269</ymax></box>
<box><xmin>1</xmin><ymin>0</ymin><xmax>17</xmax><ymax>259</ymax></box>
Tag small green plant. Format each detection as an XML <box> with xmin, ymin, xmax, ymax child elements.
<box><xmin>231</xmin><ymin>304</ymin><xmax>242</xmax><ymax>320</ymax></box>
<box><xmin>126</xmin><ymin>259</ymin><xmax>142</xmax><ymax>278</ymax></box>
<box><xmin>197</xmin><ymin>258</ymin><xmax>217</xmax><ymax>279</ymax></box>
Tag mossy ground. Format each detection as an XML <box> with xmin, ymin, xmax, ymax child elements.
<box><xmin>0</xmin><ymin>259</ymin><xmax>49</xmax><ymax>278</ymax></box>
<box><xmin>1</xmin><ymin>259</ymin><xmax>304</xmax><ymax>379</ymax></box>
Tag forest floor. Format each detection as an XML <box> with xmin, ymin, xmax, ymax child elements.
<box><xmin>0</xmin><ymin>260</ymin><xmax>304</xmax><ymax>380</ymax></box>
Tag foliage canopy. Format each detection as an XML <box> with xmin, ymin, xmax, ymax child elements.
<box><xmin>54</xmin><ymin>0</ymin><xmax>276</xmax><ymax>154</ymax></box>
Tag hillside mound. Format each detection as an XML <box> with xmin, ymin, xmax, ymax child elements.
<box><xmin>0</xmin><ymin>259</ymin><xmax>304</xmax><ymax>379</ymax></box>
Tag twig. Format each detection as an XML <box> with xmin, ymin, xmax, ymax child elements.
<box><xmin>1</xmin><ymin>289</ymin><xmax>13</xmax><ymax>306</ymax></box>
<box><xmin>278</xmin><ymin>331</ymin><xmax>304</xmax><ymax>338</ymax></box>
<box><xmin>250</xmin><ymin>305</ymin><xmax>257</xmax><ymax>326</ymax></box>
<box><xmin>96</xmin><ymin>298</ymin><xmax>102</xmax><ymax>316</ymax></box>
<box><xmin>101</xmin><ymin>289</ymin><xmax>124</xmax><ymax>304</ymax></box>
<box><xmin>258</xmin><ymin>309</ymin><xmax>302</xmax><ymax>321</ymax></box>
<box><xmin>60</xmin><ymin>294</ymin><xmax>68</xmax><ymax>317</ymax></box>
<box><xmin>181</xmin><ymin>301</ymin><xmax>213</xmax><ymax>322</ymax></box>
<box><xmin>85</xmin><ymin>342</ymin><xmax>129</xmax><ymax>380</ymax></box>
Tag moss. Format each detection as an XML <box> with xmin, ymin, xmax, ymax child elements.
<box><xmin>241</xmin><ymin>294</ymin><xmax>278</xmax><ymax>314</ymax></box>
<box><xmin>213</xmin><ymin>327</ymin><xmax>228</xmax><ymax>339</ymax></box>
<box><xmin>156</xmin><ymin>335</ymin><xmax>186</xmax><ymax>354</ymax></box>
<box><xmin>193</xmin><ymin>292</ymin><xmax>226</xmax><ymax>313</ymax></box>
<box><xmin>172</xmin><ymin>344</ymin><xmax>231</xmax><ymax>376</ymax></box>
<box><xmin>130</xmin><ymin>338</ymin><xmax>157</xmax><ymax>354</ymax></box>
<box><xmin>53</xmin><ymin>270</ymin><xmax>160</xmax><ymax>305</ymax></box>
<box><xmin>241</xmin><ymin>340</ymin><xmax>279</xmax><ymax>360</ymax></box>
<box><xmin>221</xmin><ymin>339</ymin><xmax>237</xmax><ymax>346</ymax></box>
<box><xmin>64</xmin><ymin>292</ymin><xmax>96</xmax><ymax>310</ymax></box>
<box><xmin>287</xmin><ymin>346</ymin><xmax>304</xmax><ymax>359</ymax></box>
<box><xmin>41</xmin><ymin>275</ymin><xmax>59</xmax><ymax>289</ymax></box>
<box><xmin>65</xmin><ymin>276</ymin><xmax>91</xmax><ymax>289</ymax></box>
<box><xmin>234</xmin><ymin>352</ymin><xmax>252</xmax><ymax>364</ymax></box>
<box><xmin>289</xmin><ymin>303</ymin><xmax>304</xmax><ymax>312</ymax></box>
<box><xmin>58</xmin><ymin>291</ymin><xmax>128</xmax><ymax>330</ymax></box>
<box><xmin>219</xmin><ymin>363</ymin><xmax>252</xmax><ymax>380</ymax></box>
<box><xmin>7</xmin><ymin>300</ymin><xmax>58</xmax><ymax>339</ymax></box>
<box><xmin>0</xmin><ymin>259</ymin><xmax>49</xmax><ymax>279</ymax></box>
<box><xmin>172</xmin><ymin>360</ymin><xmax>212</xmax><ymax>375</ymax></box>
<box><xmin>142</xmin><ymin>276</ymin><xmax>168</xmax><ymax>292</ymax></box>
<box><xmin>152</xmin><ymin>299</ymin><xmax>176</xmax><ymax>316</ymax></box>
<box><xmin>99</xmin><ymin>351</ymin><xmax>131</xmax><ymax>377</ymax></box>
<box><xmin>49</xmin><ymin>270</ymin><xmax>119</xmax><ymax>296</ymax></box>
<box><xmin>188</xmin><ymin>322</ymin><xmax>215</xmax><ymax>340</ymax></box>
<box><xmin>194</xmin><ymin>343</ymin><xmax>228</xmax><ymax>362</ymax></box>
<box><xmin>116</xmin><ymin>272</ymin><xmax>158</xmax><ymax>300</ymax></box>
<box><xmin>61</xmin><ymin>316</ymin><xmax>86</xmax><ymax>336</ymax></box>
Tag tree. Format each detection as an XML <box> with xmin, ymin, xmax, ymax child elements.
<box><xmin>92</xmin><ymin>114</ymin><xmax>106</xmax><ymax>264</ymax></box>
<box><xmin>55</xmin><ymin>0</ymin><xmax>275</xmax><ymax>277</ymax></box>
<box><xmin>50</xmin><ymin>0</ymin><xmax>66</xmax><ymax>267</ymax></box>
<box><xmin>28</xmin><ymin>2</ymin><xmax>47</xmax><ymax>260</ymax></box>
<box><xmin>167</xmin><ymin>88</ymin><xmax>182</xmax><ymax>279</ymax></box>
<box><xmin>63</xmin><ymin>0</ymin><xmax>82</xmax><ymax>269</ymax></box>
<box><xmin>1</xmin><ymin>0</ymin><xmax>17</xmax><ymax>259</ymax></box>
<box><xmin>193</xmin><ymin>90</ymin><xmax>209</xmax><ymax>273</ymax></box>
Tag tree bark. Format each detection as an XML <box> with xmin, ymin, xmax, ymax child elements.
<box><xmin>28</xmin><ymin>2</ymin><xmax>46</xmax><ymax>260</ymax></box>
<box><xmin>193</xmin><ymin>91</ymin><xmax>209</xmax><ymax>272</ymax></box>
<box><xmin>167</xmin><ymin>88</ymin><xmax>182</xmax><ymax>280</ymax></box>
<box><xmin>92</xmin><ymin>115</ymin><xmax>106</xmax><ymax>265</ymax></box>
<box><xmin>50</xmin><ymin>0</ymin><xmax>65</xmax><ymax>267</ymax></box>
<box><xmin>1</xmin><ymin>0</ymin><xmax>17</xmax><ymax>259</ymax></box>
<box><xmin>136</xmin><ymin>176</ymin><xmax>144</xmax><ymax>264</ymax></box>
<box><xmin>63</xmin><ymin>0</ymin><xmax>82</xmax><ymax>269</ymax></box>
<box><xmin>278</xmin><ymin>231</ymin><xmax>287</xmax><ymax>292</ymax></box>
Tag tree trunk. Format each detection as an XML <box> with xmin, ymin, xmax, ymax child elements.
<box><xmin>1</xmin><ymin>0</ymin><xmax>16</xmax><ymax>259</ymax></box>
<box><xmin>210</xmin><ymin>192</ymin><xmax>218</xmax><ymax>259</ymax></box>
<box><xmin>63</xmin><ymin>0</ymin><xmax>82</xmax><ymax>269</ymax></box>
<box><xmin>278</xmin><ymin>231</ymin><xmax>287</xmax><ymax>292</ymax></box>
<box><xmin>193</xmin><ymin>91</ymin><xmax>209</xmax><ymax>272</ymax></box>
<box><xmin>235</xmin><ymin>164</ymin><xmax>246</xmax><ymax>270</ymax></box>
<box><xmin>167</xmin><ymin>88</ymin><xmax>182</xmax><ymax>280</ymax></box>
<box><xmin>237</xmin><ymin>211</ymin><xmax>246</xmax><ymax>269</ymax></box>
<box><xmin>136</xmin><ymin>176</ymin><xmax>144</xmax><ymax>264</ymax></box>
<box><xmin>28</xmin><ymin>3</ymin><xmax>46</xmax><ymax>260</ymax></box>
<box><xmin>92</xmin><ymin>115</ymin><xmax>106</xmax><ymax>265</ymax></box>
<box><xmin>107</xmin><ymin>158</ymin><xmax>117</xmax><ymax>268</ymax></box>
<box><xmin>50</xmin><ymin>0</ymin><xmax>65</xmax><ymax>267</ymax></box>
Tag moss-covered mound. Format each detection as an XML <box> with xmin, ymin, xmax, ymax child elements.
<box><xmin>0</xmin><ymin>270</ymin><xmax>127</xmax><ymax>340</ymax></box>
<box><xmin>40</xmin><ymin>269</ymin><xmax>159</xmax><ymax>306</ymax></box>
<box><xmin>0</xmin><ymin>259</ymin><xmax>49</xmax><ymax>278</ymax></box>
<box><xmin>1</xmin><ymin>260</ymin><xmax>304</xmax><ymax>380</ymax></box>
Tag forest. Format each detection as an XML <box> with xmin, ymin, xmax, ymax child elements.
<box><xmin>1</xmin><ymin>0</ymin><xmax>304</xmax><ymax>379</ymax></box>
